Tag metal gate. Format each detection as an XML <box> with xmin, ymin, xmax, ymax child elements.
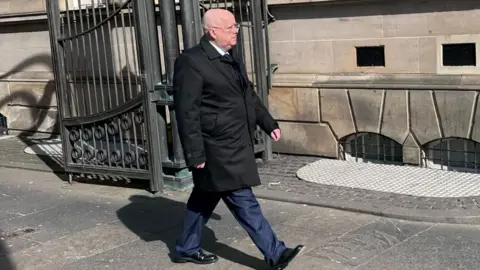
<box><xmin>46</xmin><ymin>0</ymin><xmax>274</xmax><ymax>192</ymax></box>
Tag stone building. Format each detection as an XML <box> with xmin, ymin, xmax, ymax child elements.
<box><xmin>1</xmin><ymin>0</ymin><xmax>480</xmax><ymax>171</ymax></box>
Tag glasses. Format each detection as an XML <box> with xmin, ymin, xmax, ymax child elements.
<box><xmin>212</xmin><ymin>23</ymin><xmax>240</xmax><ymax>32</ymax></box>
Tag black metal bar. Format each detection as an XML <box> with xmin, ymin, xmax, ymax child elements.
<box><xmin>85</xmin><ymin>6</ymin><xmax>100</xmax><ymax>115</ymax></box>
<box><xmin>133</xmin><ymin>0</ymin><xmax>164</xmax><ymax>192</ymax></box>
<box><xmin>46</xmin><ymin>0</ymin><xmax>70</xmax><ymax>174</ymax></box>
<box><xmin>58</xmin><ymin>0</ymin><xmax>133</xmax><ymax>42</ymax></box>
<box><xmin>233</xmin><ymin>0</ymin><xmax>246</xmax><ymax>64</ymax></box>
<box><xmin>63</xmin><ymin>1</ymin><xmax>80</xmax><ymax>117</ymax></box>
<box><xmin>112</xmin><ymin>6</ymin><xmax>126</xmax><ymax>105</ymax></box>
<box><xmin>90</xmin><ymin>0</ymin><xmax>106</xmax><ymax>113</ymax></box>
<box><xmin>179</xmin><ymin>0</ymin><xmax>198</xmax><ymax>50</ymax></box>
<box><xmin>160</xmin><ymin>0</ymin><xmax>181</xmax><ymax>83</ymax></box>
<box><xmin>98</xmin><ymin>5</ymin><xmax>113</xmax><ymax>111</ymax></box>
<box><xmin>245</xmin><ymin>2</ymin><xmax>255</xmax><ymax>86</ymax></box>
<box><xmin>74</xmin><ymin>0</ymin><xmax>89</xmax><ymax>117</ymax></box>
<box><xmin>192</xmin><ymin>0</ymin><xmax>203</xmax><ymax>40</ymax></box>
<box><xmin>127</xmin><ymin>2</ymin><xmax>140</xmax><ymax>169</ymax></box>
<box><xmin>104</xmin><ymin>4</ymin><xmax>120</xmax><ymax>107</ymax></box>
<box><xmin>120</xmin><ymin>6</ymin><xmax>134</xmax><ymax>100</ymax></box>
<box><xmin>160</xmin><ymin>0</ymin><xmax>186</xmax><ymax>166</ymax></box>
<box><xmin>129</xmin><ymin>3</ymin><xmax>144</xmax><ymax>171</ymax></box>
<box><xmin>250</xmin><ymin>0</ymin><xmax>273</xmax><ymax>161</ymax></box>
<box><xmin>103</xmin><ymin>2</ymin><xmax>119</xmax><ymax>167</ymax></box>
<box><xmin>263</xmin><ymin>0</ymin><xmax>273</xmax><ymax>91</ymax></box>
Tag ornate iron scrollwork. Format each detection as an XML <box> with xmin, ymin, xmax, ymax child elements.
<box><xmin>69</xmin><ymin>129</ymin><xmax>80</xmax><ymax>142</ymax></box>
<box><xmin>95</xmin><ymin>126</ymin><xmax>106</xmax><ymax>140</ymax></box>
<box><xmin>134</xmin><ymin>111</ymin><xmax>144</xmax><ymax>124</ymax></box>
<box><xmin>82</xmin><ymin>128</ymin><xmax>93</xmax><ymax>141</ymax></box>
<box><xmin>121</xmin><ymin>115</ymin><xmax>133</xmax><ymax>130</ymax></box>
<box><xmin>138</xmin><ymin>153</ymin><xmax>148</xmax><ymax>166</ymax></box>
<box><xmin>71</xmin><ymin>148</ymin><xmax>82</xmax><ymax>160</ymax></box>
<box><xmin>107</xmin><ymin>121</ymin><xmax>119</xmax><ymax>136</ymax></box>
<box><xmin>84</xmin><ymin>148</ymin><xmax>94</xmax><ymax>161</ymax></box>
<box><xmin>110</xmin><ymin>150</ymin><xmax>122</xmax><ymax>164</ymax></box>
<box><xmin>96</xmin><ymin>149</ymin><xmax>108</xmax><ymax>163</ymax></box>
<box><xmin>124</xmin><ymin>151</ymin><xmax>136</xmax><ymax>165</ymax></box>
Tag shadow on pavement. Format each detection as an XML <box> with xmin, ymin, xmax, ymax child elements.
<box><xmin>116</xmin><ymin>194</ymin><xmax>269</xmax><ymax>269</ymax></box>
<box><xmin>0</xmin><ymin>238</ymin><xmax>16</xmax><ymax>270</ymax></box>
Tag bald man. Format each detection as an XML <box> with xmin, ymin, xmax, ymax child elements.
<box><xmin>172</xmin><ymin>8</ymin><xmax>304</xmax><ymax>269</ymax></box>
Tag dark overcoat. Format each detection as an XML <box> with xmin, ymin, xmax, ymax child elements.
<box><xmin>173</xmin><ymin>35</ymin><xmax>279</xmax><ymax>192</ymax></box>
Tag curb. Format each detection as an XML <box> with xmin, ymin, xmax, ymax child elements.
<box><xmin>253</xmin><ymin>188</ymin><xmax>480</xmax><ymax>225</ymax></box>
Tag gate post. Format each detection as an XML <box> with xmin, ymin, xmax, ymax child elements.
<box><xmin>251</xmin><ymin>0</ymin><xmax>273</xmax><ymax>161</ymax></box>
<box><xmin>45</xmin><ymin>0</ymin><xmax>69</xmax><ymax>169</ymax></box>
<box><xmin>132</xmin><ymin>0</ymin><xmax>165</xmax><ymax>192</ymax></box>
<box><xmin>159</xmin><ymin>0</ymin><xmax>188</xmax><ymax>174</ymax></box>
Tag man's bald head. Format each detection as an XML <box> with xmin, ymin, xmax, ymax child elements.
<box><xmin>202</xmin><ymin>9</ymin><xmax>235</xmax><ymax>33</ymax></box>
<box><xmin>202</xmin><ymin>9</ymin><xmax>238</xmax><ymax>51</ymax></box>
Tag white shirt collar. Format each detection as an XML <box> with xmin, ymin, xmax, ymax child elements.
<box><xmin>209</xmin><ymin>41</ymin><xmax>228</xmax><ymax>56</ymax></box>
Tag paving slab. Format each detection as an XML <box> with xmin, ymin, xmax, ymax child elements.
<box><xmin>355</xmin><ymin>224</ymin><xmax>480</xmax><ymax>270</ymax></box>
<box><xmin>306</xmin><ymin>218</ymin><xmax>433</xmax><ymax>268</ymax></box>
<box><xmin>0</xmin><ymin>168</ymin><xmax>480</xmax><ymax>269</ymax></box>
<box><xmin>0</xmin><ymin>199</ymin><xmax>119</xmax><ymax>243</ymax></box>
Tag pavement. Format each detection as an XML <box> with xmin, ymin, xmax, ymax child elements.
<box><xmin>3</xmin><ymin>135</ymin><xmax>480</xmax><ymax>225</ymax></box>
<box><xmin>2</xmin><ymin>165</ymin><xmax>480</xmax><ymax>269</ymax></box>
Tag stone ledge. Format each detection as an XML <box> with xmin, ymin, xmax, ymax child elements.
<box><xmin>0</xmin><ymin>12</ymin><xmax>47</xmax><ymax>24</ymax></box>
<box><xmin>0</xmin><ymin>71</ymin><xmax>53</xmax><ymax>82</ymax></box>
<box><xmin>272</xmin><ymin>73</ymin><xmax>480</xmax><ymax>90</ymax></box>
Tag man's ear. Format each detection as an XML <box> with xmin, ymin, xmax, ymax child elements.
<box><xmin>207</xmin><ymin>29</ymin><xmax>215</xmax><ymax>40</ymax></box>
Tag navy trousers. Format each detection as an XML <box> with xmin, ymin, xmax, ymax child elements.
<box><xmin>175</xmin><ymin>187</ymin><xmax>287</xmax><ymax>265</ymax></box>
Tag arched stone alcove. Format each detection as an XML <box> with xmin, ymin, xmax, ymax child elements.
<box><xmin>422</xmin><ymin>137</ymin><xmax>480</xmax><ymax>173</ymax></box>
<box><xmin>339</xmin><ymin>132</ymin><xmax>403</xmax><ymax>165</ymax></box>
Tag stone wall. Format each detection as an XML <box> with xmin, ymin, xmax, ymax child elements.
<box><xmin>269</xmin><ymin>73</ymin><xmax>480</xmax><ymax>165</ymax></box>
<box><xmin>0</xmin><ymin>20</ymin><xmax>56</xmax><ymax>134</ymax></box>
<box><xmin>0</xmin><ymin>0</ymin><xmax>45</xmax><ymax>15</ymax></box>
<box><xmin>266</xmin><ymin>0</ymin><xmax>480</xmax><ymax>159</ymax></box>
<box><xmin>267</xmin><ymin>0</ymin><xmax>480</xmax><ymax>75</ymax></box>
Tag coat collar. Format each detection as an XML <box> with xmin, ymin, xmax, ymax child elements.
<box><xmin>200</xmin><ymin>35</ymin><xmax>224</xmax><ymax>60</ymax></box>
<box><xmin>199</xmin><ymin>35</ymin><xmax>246</xmax><ymax>93</ymax></box>
<box><xmin>200</xmin><ymin>34</ymin><xmax>240</xmax><ymax>61</ymax></box>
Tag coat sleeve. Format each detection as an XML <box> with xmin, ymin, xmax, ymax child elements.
<box><xmin>250</xmin><ymin>82</ymin><xmax>279</xmax><ymax>134</ymax></box>
<box><xmin>173</xmin><ymin>54</ymin><xmax>205</xmax><ymax>167</ymax></box>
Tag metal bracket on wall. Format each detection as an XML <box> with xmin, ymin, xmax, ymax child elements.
<box><xmin>151</xmin><ymin>84</ymin><xmax>174</xmax><ymax>106</ymax></box>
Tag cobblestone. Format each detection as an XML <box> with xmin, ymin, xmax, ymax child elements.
<box><xmin>256</xmin><ymin>154</ymin><xmax>480</xmax><ymax>222</ymax></box>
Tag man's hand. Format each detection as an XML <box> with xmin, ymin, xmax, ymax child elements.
<box><xmin>196</xmin><ymin>162</ymin><xmax>206</xmax><ymax>169</ymax></box>
<box><xmin>270</xmin><ymin>128</ymin><xmax>281</xmax><ymax>142</ymax></box>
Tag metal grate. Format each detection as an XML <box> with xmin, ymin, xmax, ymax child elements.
<box><xmin>339</xmin><ymin>133</ymin><xmax>403</xmax><ymax>165</ymax></box>
<box><xmin>442</xmin><ymin>43</ymin><xmax>476</xmax><ymax>66</ymax></box>
<box><xmin>356</xmin><ymin>46</ymin><xmax>385</xmax><ymax>67</ymax></box>
<box><xmin>422</xmin><ymin>138</ymin><xmax>480</xmax><ymax>173</ymax></box>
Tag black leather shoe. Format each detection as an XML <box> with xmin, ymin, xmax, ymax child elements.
<box><xmin>271</xmin><ymin>245</ymin><xmax>305</xmax><ymax>269</ymax></box>
<box><xmin>172</xmin><ymin>250</ymin><xmax>219</xmax><ymax>265</ymax></box>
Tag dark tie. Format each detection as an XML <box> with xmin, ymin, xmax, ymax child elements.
<box><xmin>221</xmin><ymin>54</ymin><xmax>244</xmax><ymax>89</ymax></box>
<box><xmin>222</xmin><ymin>53</ymin><xmax>233</xmax><ymax>62</ymax></box>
